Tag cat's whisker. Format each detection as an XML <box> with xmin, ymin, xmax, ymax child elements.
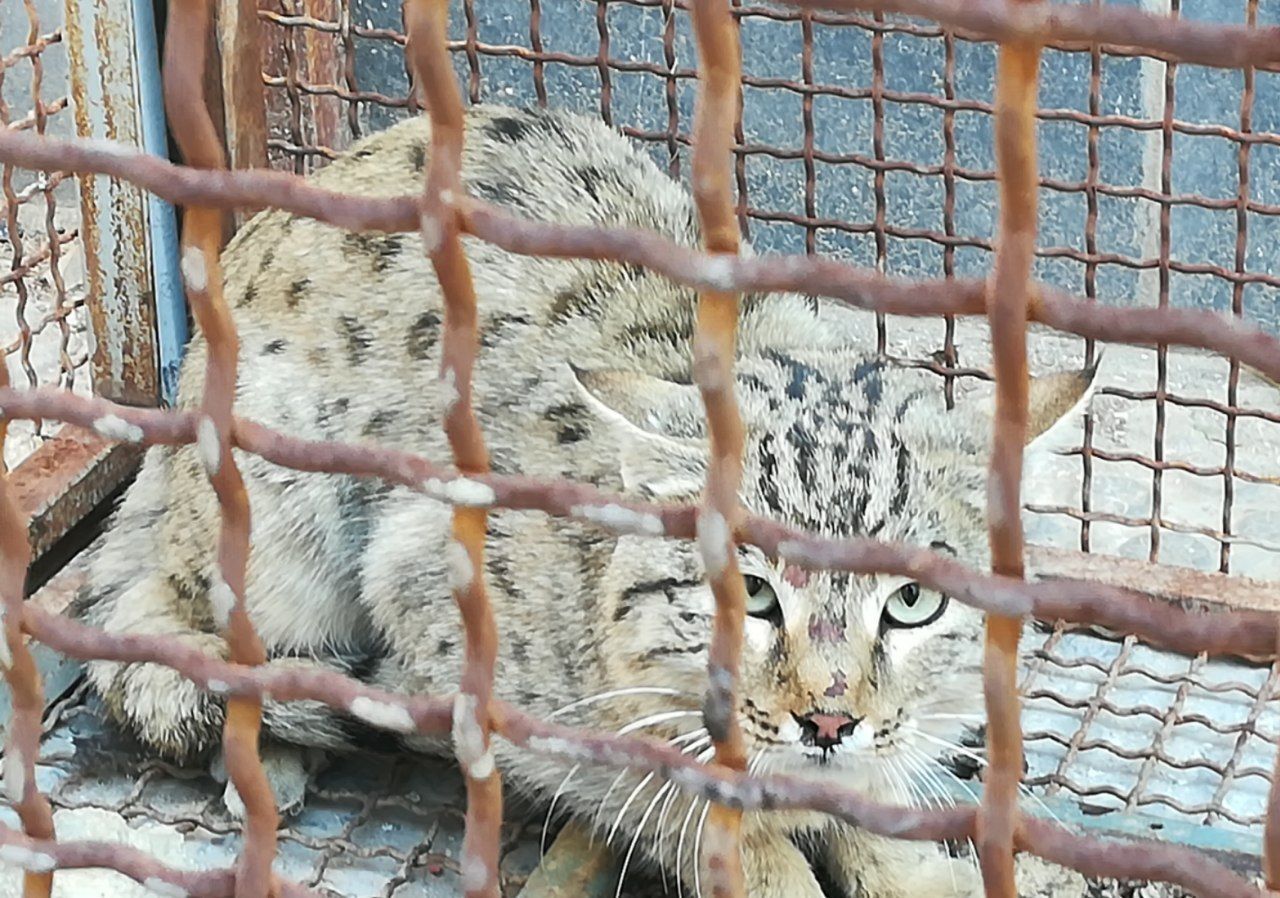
<box><xmin>883</xmin><ymin>756</ymin><xmax>917</xmax><ymax>812</ymax></box>
<box><xmin>915</xmin><ymin>712</ymin><xmax>985</xmax><ymax>722</ymax></box>
<box><xmin>592</xmin><ymin>717</ymin><xmax>707</xmax><ymax>838</ymax></box>
<box><xmin>691</xmin><ymin>800</ymin><xmax>711</xmax><ymax>898</ymax></box>
<box><xmin>905</xmin><ymin>750</ymin><xmax>960</xmax><ymax>811</ymax></box>
<box><xmin>541</xmin><ymin>762</ymin><xmax>581</xmax><ymax>855</ymax></box>
<box><xmin>906</xmin><ymin>731</ymin><xmax>1064</xmax><ymax>826</ymax></box>
<box><xmin>902</xmin><ymin>745</ymin><xmax>983</xmax><ymax>889</ymax></box>
<box><xmin>608</xmin><ymin>775</ymin><xmax>661</xmax><ymax>848</ymax></box>
<box><xmin>616</xmin><ymin>780</ymin><xmax>675</xmax><ymax>898</ymax></box>
<box><xmin>906</xmin><ymin>729</ymin><xmax>989</xmax><ymax>767</ymax></box>
<box><xmin>889</xmin><ymin>752</ymin><xmax>958</xmax><ymax>895</ymax></box>
<box><xmin>904</xmin><ymin>744</ymin><xmax>983</xmax><ymax>886</ymax></box>
<box><xmin>547</xmin><ymin>687</ymin><xmax>695</xmax><ymax>720</ymax></box>
<box><xmin>675</xmin><ymin>746</ymin><xmax>717</xmax><ymax>898</ymax></box>
<box><xmin>549</xmin><ymin>714</ymin><xmax>705</xmax><ymax>855</ymax></box>
<box><xmin>655</xmin><ymin>736</ymin><xmax>716</xmax><ymax>895</ymax></box>
<box><xmin>593</xmin><ymin>721</ymin><xmax>706</xmax><ymax>834</ymax></box>
<box><xmin>675</xmin><ymin>797</ymin><xmax>702</xmax><ymax>898</ymax></box>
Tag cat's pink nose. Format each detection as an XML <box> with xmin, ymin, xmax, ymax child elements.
<box><xmin>794</xmin><ymin>711</ymin><xmax>860</xmax><ymax>750</ymax></box>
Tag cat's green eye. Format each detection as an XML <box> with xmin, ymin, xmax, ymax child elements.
<box><xmin>881</xmin><ymin>582</ymin><xmax>948</xmax><ymax>629</ymax></box>
<box><xmin>743</xmin><ymin>575</ymin><xmax>782</xmax><ymax>625</ymax></box>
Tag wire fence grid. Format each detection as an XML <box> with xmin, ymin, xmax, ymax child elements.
<box><xmin>4</xmin><ymin>1</ymin><xmax>1280</xmax><ymax>898</ymax></box>
<box><xmin>251</xmin><ymin>0</ymin><xmax>1280</xmax><ymax>582</ymax></box>
<box><xmin>1</xmin><ymin>0</ymin><xmax>93</xmax><ymax>472</ymax></box>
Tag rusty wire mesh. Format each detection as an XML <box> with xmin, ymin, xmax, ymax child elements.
<box><xmin>4</xmin><ymin>1</ymin><xmax>1280</xmax><ymax>898</ymax></box>
<box><xmin>0</xmin><ymin>0</ymin><xmax>92</xmax><ymax>471</ymax></box>
<box><xmin>254</xmin><ymin>0</ymin><xmax>1280</xmax><ymax>583</ymax></box>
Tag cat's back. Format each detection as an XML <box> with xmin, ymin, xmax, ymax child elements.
<box><xmin>171</xmin><ymin>104</ymin><xmax>707</xmax><ymax>443</ymax></box>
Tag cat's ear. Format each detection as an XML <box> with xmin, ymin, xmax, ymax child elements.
<box><xmin>1024</xmin><ymin>358</ymin><xmax>1101</xmax><ymax>456</ymax></box>
<box><xmin>963</xmin><ymin>358</ymin><xmax>1099</xmax><ymax>454</ymax></box>
<box><xmin>570</xmin><ymin>364</ymin><xmax>708</xmax><ymax>501</ymax></box>
<box><xmin>967</xmin><ymin>358</ymin><xmax>1100</xmax><ymax>457</ymax></box>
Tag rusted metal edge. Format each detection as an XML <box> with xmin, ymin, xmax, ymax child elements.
<box><xmin>1026</xmin><ymin>545</ymin><xmax>1280</xmax><ymax>614</ymax></box>
<box><xmin>62</xmin><ymin>0</ymin><xmax>163</xmax><ymax>407</ymax></box>
<box><xmin>12</xmin><ymin>427</ymin><xmax>142</xmax><ymax>560</ymax></box>
<box><xmin>216</xmin><ymin>0</ymin><xmax>269</xmax><ymax>183</ymax></box>
<box><xmin>0</xmin><ymin>431</ymin><xmax>139</xmax><ymax>733</ymax></box>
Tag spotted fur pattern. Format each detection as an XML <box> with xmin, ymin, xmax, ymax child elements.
<box><xmin>72</xmin><ymin>104</ymin><xmax>1154</xmax><ymax>898</ymax></box>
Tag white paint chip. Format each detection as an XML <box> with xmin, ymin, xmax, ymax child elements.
<box><xmin>452</xmin><ymin>693</ymin><xmax>495</xmax><ymax>781</ymax></box>
<box><xmin>460</xmin><ymin>851</ymin><xmax>488</xmax><ymax>892</ymax></box>
<box><xmin>445</xmin><ymin>540</ymin><xmax>474</xmax><ymax>592</ymax></box>
<box><xmin>349</xmin><ymin>696</ymin><xmax>415</xmax><ymax>733</ymax></box>
<box><xmin>571</xmin><ymin>503</ymin><xmax>664</xmax><ymax>537</ymax></box>
<box><xmin>0</xmin><ymin>622</ymin><xmax>11</xmax><ymax>671</ymax></box>
<box><xmin>180</xmin><ymin>247</ymin><xmax>207</xmax><ymax>293</ymax></box>
<box><xmin>439</xmin><ymin>367</ymin><xmax>459</xmax><ymax>415</ymax></box>
<box><xmin>141</xmin><ymin>877</ymin><xmax>188</xmax><ymax>898</ymax></box>
<box><xmin>423</xmin><ymin>477</ymin><xmax>495</xmax><ymax>507</ymax></box>
<box><xmin>93</xmin><ymin>414</ymin><xmax>144</xmax><ymax>443</ymax></box>
<box><xmin>697</xmin><ymin>510</ymin><xmax>730</xmax><ymax>577</ymax></box>
<box><xmin>0</xmin><ymin>845</ymin><xmax>54</xmax><ymax>873</ymax></box>
<box><xmin>208</xmin><ymin>577</ymin><xmax>236</xmax><ymax>630</ymax></box>
<box><xmin>196</xmin><ymin>416</ymin><xmax>221</xmax><ymax>477</ymax></box>
<box><xmin>2</xmin><ymin>751</ymin><xmax>24</xmax><ymax>803</ymax></box>
<box><xmin>702</xmin><ymin>256</ymin><xmax>735</xmax><ymax>292</ymax></box>
<box><xmin>420</xmin><ymin>212</ymin><xmax>443</xmax><ymax>255</ymax></box>
<box><xmin>205</xmin><ymin>679</ymin><xmax>230</xmax><ymax>695</ymax></box>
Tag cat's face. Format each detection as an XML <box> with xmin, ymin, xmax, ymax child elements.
<box><xmin>577</xmin><ymin>348</ymin><xmax>1094</xmax><ymax>794</ymax></box>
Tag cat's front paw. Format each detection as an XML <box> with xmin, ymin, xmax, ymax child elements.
<box><xmin>211</xmin><ymin>744</ymin><xmax>319</xmax><ymax>819</ymax></box>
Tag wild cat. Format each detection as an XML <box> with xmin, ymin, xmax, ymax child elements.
<box><xmin>71</xmin><ymin>103</ymin><xmax>1118</xmax><ymax>897</ymax></box>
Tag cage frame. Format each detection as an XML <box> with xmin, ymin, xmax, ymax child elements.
<box><xmin>3</xmin><ymin>1</ymin><xmax>1280</xmax><ymax>897</ymax></box>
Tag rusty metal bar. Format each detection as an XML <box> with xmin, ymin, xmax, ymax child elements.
<box><xmin>688</xmin><ymin>0</ymin><xmax>748</xmax><ymax>894</ymax></box>
<box><xmin>0</xmin><ymin>329</ymin><xmax>55</xmax><ymax>898</ymax></box>
<box><xmin>8</xmin><ymin>592</ymin><xmax>1264</xmax><ymax>898</ymax></box>
<box><xmin>403</xmin><ymin>2</ymin><xmax>503</xmax><ymax>896</ymax></box>
<box><xmin>2</xmin><ymin>385</ymin><xmax>1279</xmax><ymax>662</ymax></box>
<box><xmin>768</xmin><ymin>0</ymin><xmax>1280</xmax><ymax>71</ymax></box>
<box><xmin>162</xmin><ymin>1</ymin><xmax>279</xmax><ymax>895</ymax></box>
<box><xmin>0</xmin><ymin>9</ymin><xmax>58</xmax><ymax>891</ymax></box>
<box><xmin>14</xmin><ymin>127</ymin><xmax>1280</xmax><ymax>387</ymax></box>
<box><xmin>978</xmin><ymin>5</ymin><xmax>1042</xmax><ymax>896</ymax></box>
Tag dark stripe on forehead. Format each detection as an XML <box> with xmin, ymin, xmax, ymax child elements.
<box><xmin>787</xmin><ymin>423</ymin><xmax>817</xmax><ymax>491</ymax></box>
<box><xmin>853</xmin><ymin>358</ymin><xmax>884</xmax><ymax>406</ymax></box>
<box><xmin>889</xmin><ymin>433</ymin><xmax>912</xmax><ymax>517</ymax></box>
<box><xmin>756</xmin><ymin>432</ymin><xmax>782</xmax><ymax>513</ymax></box>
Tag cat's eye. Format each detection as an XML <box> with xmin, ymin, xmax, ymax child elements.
<box><xmin>881</xmin><ymin>582</ymin><xmax>948</xmax><ymax>629</ymax></box>
<box><xmin>743</xmin><ymin>575</ymin><xmax>782</xmax><ymax>626</ymax></box>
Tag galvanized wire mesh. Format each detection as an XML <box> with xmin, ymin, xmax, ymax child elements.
<box><xmin>3</xmin><ymin>2</ymin><xmax>1280</xmax><ymax>898</ymax></box>
<box><xmin>1023</xmin><ymin>623</ymin><xmax>1279</xmax><ymax>833</ymax></box>
<box><xmin>0</xmin><ymin>0</ymin><xmax>92</xmax><ymax>471</ymax></box>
